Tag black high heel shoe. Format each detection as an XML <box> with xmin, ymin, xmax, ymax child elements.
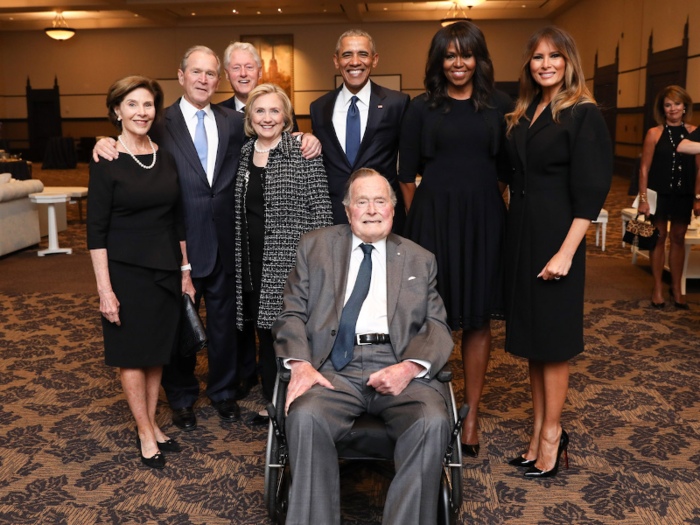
<box><xmin>669</xmin><ymin>287</ymin><xmax>690</xmax><ymax>309</ymax></box>
<box><xmin>508</xmin><ymin>455</ymin><xmax>536</xmax><ymax>468</ymax></box>
<box><xmin>461</xmin><ymin>442</ymin><xmax>480</xmax><ymax>458</ymax></box>
<box><xmin>136</xmin><ymin>435</ymin><xmax>165</xmax><ymax>469</ymax></box>
<box><xmin>524</xmin><ymin>429</ymin><xmax>568</xmax><ymax>478</ymax></box>
<box><xmin>157</xmin><ymin>438</ymin><xmax>181</xmax><ymax>453</ymax></box>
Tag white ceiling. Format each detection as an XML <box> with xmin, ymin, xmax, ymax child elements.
<box><xmin>0</xmin><ymin>0</ymin><xmax>580</xmax><ymax>31</ymax></box>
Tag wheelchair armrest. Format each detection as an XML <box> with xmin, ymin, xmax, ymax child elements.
<box><xmin>279</xmin><ymin>369</ymin><xmax>291</xmax><ymax>383</ymax></box>
<box><xmin>436</xmin><ymin>363</ymin><xmax>452</xmax><ymax>383</ymax></box>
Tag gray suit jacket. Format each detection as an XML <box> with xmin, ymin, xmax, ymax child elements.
<box><xmin>272</xmin><ymin>224</ymin><xmax>453</xmax><ymax>384</ymax></box>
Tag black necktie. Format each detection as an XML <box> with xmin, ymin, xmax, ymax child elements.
<box><xmin>330</xmin><ymin>243</ymin><xmax>373</xmax><ymax>371</ymax></box>
<box><xmin>345</xmin><ymin>95</ymin><xmax>361</xmax><ymax>165</ymax></box>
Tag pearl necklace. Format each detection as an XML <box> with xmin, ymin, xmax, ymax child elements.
<box><xmin>118</xmin><ymin>135</ymin><xmax>157</xmax><ymax>169</ymax></box>
<box><xmin>254</xmin><ymin>137</ymin><xmax>281</xmax><ymax>154</ymax></box>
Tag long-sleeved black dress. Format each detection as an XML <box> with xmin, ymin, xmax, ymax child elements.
<box><xmin>399</xmin><ymin>92</ymin><xmax>512</xmax><ymax>330</ymax></box>
<box><xmin>87</xmin><ymin>150</ymin><xmax>185</xmax><ymax>367</ymax></box>
<box><xmin>503</xmin><ymin>100</ymin><xmax>612</xmax><ymax>362</ymax></box>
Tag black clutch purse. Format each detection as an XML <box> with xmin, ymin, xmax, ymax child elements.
<box><xmin>179</xmin><ymin>294</ymin><xmax>207</xmax><ymax>358</ymax></box>
<box><xmin>623</xmin><ymin>214</ymin><xmax>660</xmax><ymax>251</ymax></box>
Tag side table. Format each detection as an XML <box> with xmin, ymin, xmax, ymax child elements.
<box><xmin>28</xmin><ymin>193</ymin><xmax>72</xmax><ymax>256</ymax></box>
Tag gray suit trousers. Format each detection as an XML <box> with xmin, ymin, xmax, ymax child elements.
<box><xmin>285</xmin><ymin>344</ymin><xmax>451</xmax><ymax>525</ymax></box>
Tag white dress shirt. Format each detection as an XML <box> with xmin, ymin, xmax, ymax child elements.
<box><xmin>179</xmin><ymin>96</ymin><xmax>218</xmax><ymax>186</ymax></box>
<box><xmin>233</xmin><ymin>97</ymin><xmax>246</xmax><ymax>113</ymax></box>
<box><xmin>348</xmin><ymin>234</ymin><xmax>429</xmax><ymax>377</ymax></box>
<box><xmin>332</xmin><ymin>81</ymin><xmax>372</xmax><ymax>154</ymax></box>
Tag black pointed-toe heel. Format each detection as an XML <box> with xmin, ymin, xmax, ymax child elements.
<box><xmin>669</xmin><ymin>287</ymin><xmax>690</xmax><ymax>309</ymax></box>
<box><xmin>137</xmin><ymin>435</ymin><xmax>165</xmax><ymax>469</ymax></box>
<box><xmin>524</xmin><ymin>429</ymin><xmax>568</xmax><ymax>479</ymax></box>
<box><xmin>461</xmin><ymin>442</ymin><xmax>480</xmax><ymax>458</ymax></box>
<box><xmin>156</xmin><ymin>438</ymin><xmax>181</xmax><ymax>453</ymax></box>
<box><xmin>509</xmin><ymin>455</ymin><xmax>536</xmax><ymax>468</ymax></box>
<box><xmin>651</xmin><ymin>301</ymin><xmax>665</xmax><ymax>308</ymax></box>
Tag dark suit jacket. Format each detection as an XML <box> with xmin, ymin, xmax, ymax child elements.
<box><xmin>310</xmin><ymin>81</ymin><xmax>410</xmax><ymax>230</ymax></box>
<box><xmin>151</xmin><ymin>99</ymin><xmax>244</xmax><ymax>279</ymax></box>
<box><xmin>272</xmin><ymin>225</ymin><xmax>454</xmax><ymax>387</ymax></box>
<box><xmin>218</xmin><ymin>95</ymin><xmax>299</xmax><ymax>133</ymax></box>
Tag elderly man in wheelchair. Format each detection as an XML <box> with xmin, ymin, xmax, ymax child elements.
<box><xmin>264</xmin><ymin>169</ymin><xmax>466</xmax><ymax>525</ymax></box>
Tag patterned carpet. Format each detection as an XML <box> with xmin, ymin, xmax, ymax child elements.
<box><xmin>0</xmin><ymin>165</ymin><xmax>699</xmax><ymax>524</ymax></box>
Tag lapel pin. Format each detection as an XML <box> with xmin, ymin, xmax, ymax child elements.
<box><xmin>378</xmin><ymin>105</ymin><xmax>383</xmax><ymax>109</ymax></box>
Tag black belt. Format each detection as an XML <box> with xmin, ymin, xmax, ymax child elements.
<box><xmin>355</xmin><ymin>333</ymin><xmax>391</xmax><ymax>345</ymax></box>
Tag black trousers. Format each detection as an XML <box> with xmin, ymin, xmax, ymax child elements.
<box><xmin>241</xmin><ymin>259</ymin><xmax>277</xmax><ymax>401</ymax></box>
<box><xmin>161</xmin><ymin>253</ymin><xmax>239</xmax><ymax>409</ymax></box>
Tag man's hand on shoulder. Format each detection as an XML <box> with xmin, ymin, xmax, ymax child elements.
<box><xmin>285</xmin><ymin>360</ymin><xmax>334</xmax><ymax>415</ymax></box>
<box><xmin>92</xmin><ymin>137</ymin><xmax>119</xmax><ymax>162</ymax></box>
<box><xmin>294</xmin><ymin>132</ymin><xmax>322</xmax><ymax>160</ymax></box>
<box><xmin>367</xmin><ymin>361</ymin><xmax>424</xmax><ymax>396</ymax></box>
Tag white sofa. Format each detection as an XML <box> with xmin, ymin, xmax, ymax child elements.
<box><xmin>0</xmin><ymin>175</ymin><xmax>44</xmax><ymax>256</ymax></box>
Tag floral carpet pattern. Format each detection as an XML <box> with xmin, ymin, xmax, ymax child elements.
<box><xmin>0</xmin><ymin>167</ymin><xmax>698</xmax><ymax>524</ymax></box>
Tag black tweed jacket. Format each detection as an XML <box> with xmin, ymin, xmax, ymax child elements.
<box><xmin>234</xmin><ymin>131</ymin><xmax>333</xmax><ymax>329</ymax></box>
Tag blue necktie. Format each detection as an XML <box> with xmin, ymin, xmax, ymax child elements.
<box><xmin>194</xmin><ymin>109</ymin><xmax>208</xmax><ymax>173</ymax></box>
<box><xmin>331</xmin><ymin>243</ymin><xmax>373</xmax><ymax>371</ymax></box>
<box><xmin>345</xmin><ymin>95</ymin><xmax>361</xmax><ymax>166</ymax></box>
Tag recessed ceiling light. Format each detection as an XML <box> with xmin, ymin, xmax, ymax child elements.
<box><xmin>233</xmin><ymin>9</ymin><xmax>238</xmax><ymax>13</ymax></box>
<box><xmin>257</xmin><ymin>11</ymin><xmax>261</xmax><ymax>14</ymax></box>
<box><xmin>9</xmin><ymin>17</ymin><xmax>13</xmax><ymax>20</ymax></box>
<box><xmin>323</xmin><ymin>9</ymin><xmax>327</xmax><ymax>12</ymax></box>
<box><xmin>191</xmin><ymin>12</ymin><xmax>195</xmax><ymax>16</ymax></box>
<box><xmin>522</xmin><ymin>4</ymin><xmax>526</xmax><ymax>7</ymax></box>
<box><xmin>278</xmin><ymin>8</ymin><xmax>282</xmax><ymax>12</ymax></box>
<box><xmin>134</xmin><ymin>14</ymin><xmax>138</xmax><ymax>17</ymax></box>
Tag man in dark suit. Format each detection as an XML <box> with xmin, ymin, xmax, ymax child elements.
<box><xmin>310</xmin><ymin>29</ymin><xmax>410</xmax><ymax>232</ymax></box>
<box><xmin>272</xmin><ymin>169</ymin><xmax>454</xmax><ymax>524</ymax></box>
<box><xmin>93</xmin><ymin>46</ymin><xmax>244</xmax><ymax>430</ymax></box>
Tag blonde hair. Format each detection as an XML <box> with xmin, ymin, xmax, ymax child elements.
<box><xmin>506</xmin><ymin>26</ymin><xmax>595</xmax><ymax>136</ymax></box>
<box><xmin>243</xmin><ymin>84</ymin><xmax>294</xmax><ymax>137</ymax></box>
<box><xmin>653</xmin><ymin>85</ymin><xmax>693</xmax><ymax>126</ymax></box>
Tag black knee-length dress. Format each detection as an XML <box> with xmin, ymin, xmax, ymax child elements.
<box><xmin>503</xmin><ymin>101</ymin><xmax>612</xmax><ymax>362</ymax></box>
<box><xmin>399</xmin><ymin>92</ymin><xmax>512</xmax><ymax>330</ymax></box>
<box><xmin>87</xmin><ymin>150</ymin><xmax>184</xmax><ymax>368</ymax></box>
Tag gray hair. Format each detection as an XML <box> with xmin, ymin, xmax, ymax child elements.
<box><xmin>335</xmin><ymin>29</ymin><xmax>377</xmax><ymax>56</ymax></box>
<box><xmin>223</xmin><ymin>41</ymin><xmax>262</xmax><ymax>70</ymax></box>
<box><xmin>342</xmin><ymin>168</ymin><xmax>397</xmax><ymax>208</ymax></box>
<box><xmin>180</xmin><ymin>45</ymin><xmax>221</xmax><ymax>76</ymax></box>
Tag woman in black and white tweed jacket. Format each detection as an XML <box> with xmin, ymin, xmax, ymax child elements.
<box><xmin>234</xmin><ymin>83</ymin><xmax>333</xmax><ymax>407</ymax></box>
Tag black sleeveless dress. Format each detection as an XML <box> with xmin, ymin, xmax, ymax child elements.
<box><xmin>648</xmin><ymin>124</ymin><xmax>696</xmax><ymax>225</ymax></box>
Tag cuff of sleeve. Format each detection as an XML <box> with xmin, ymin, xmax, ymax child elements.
<box><xmin>283</xmin><ymin>358</ymin><xmax>311</xmax><ymax>369</ymax></box>
<box><xmin>406</xmin><ymin>359</ymin><xmax>430</xmax><ymax>378</ymax></box>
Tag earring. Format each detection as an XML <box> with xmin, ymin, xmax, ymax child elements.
<box><xmin>118</xmin><ymin>116</ymin><xmax>122</xmax><ymax>121</ymax></box>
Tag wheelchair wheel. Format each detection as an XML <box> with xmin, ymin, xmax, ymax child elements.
<box><xmin>437</xmin><ymin>470</ymin><xmax>451</xmax><ymax>525</ymax></box>
<box><xmin>264</xmin><ymin>418</ymin><xmax>279</xmax><ymax>520</ymax></box>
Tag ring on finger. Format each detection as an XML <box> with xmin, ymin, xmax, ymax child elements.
<box><xmin>554</xmin><ymin>276</ymin><xmax>561</xmax><ymax>280</ymax></box>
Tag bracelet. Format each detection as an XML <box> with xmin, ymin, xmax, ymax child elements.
<box><xmin>180</xmin><ymin>264</ymin><xmax>192</xmax><ymax>272</ymax></box>
<box><xmin>640</xmin><ymin>193</ymin><xmax>648</xmax><ymax>204</ymax></box>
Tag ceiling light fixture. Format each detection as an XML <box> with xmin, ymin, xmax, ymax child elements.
<box><xmin>440</xmin><ymin>0</ymin><xmax>485</xmax><ymax>26</ymax></box>
<box><xmin>45</xmin><ymin>12</ymin><xmax>75</xmax><ymax>41</ymax></box>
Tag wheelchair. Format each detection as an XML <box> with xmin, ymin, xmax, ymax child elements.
<box><xmin>264</xmin><ymin>364</ymin><xmax>467</xmax><ymax>525</ymax></box>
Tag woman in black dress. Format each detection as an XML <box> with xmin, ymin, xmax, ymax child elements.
<box><xmin>234</xmin><ymin>83</ymin><xmax>333</xmax><ymax>421</ymax></box>
<box><xmin>399</xmin><ymin>21</ymin><xmax>511</xmax><ymax>456</ymax></box>
<box><xmin>639</xmin><ymin>86</ymin><xmax>698</xmax><ymax>309</ymax></box>
<box><xmin>88</xmin><ymin>76</ymin><xmax>191</xmax><ymax>469</ymax></box>
<box><xmin>503</xmin><ymin>27</ymin><xmax>611</xmax><ymax>477</ymax></box>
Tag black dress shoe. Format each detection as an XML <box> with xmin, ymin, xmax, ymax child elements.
<box><xmin>461</xmin><ymin>442</ymin><xmax>480</xmax><ymax>458</ymax></box>
<box><xmin>172</xmin><ymin>407</ymin><xmax>197</xmax><ymax>431</ymax></box>
<box><xmin>157</xmin><ymin>438</ymin><xmax>181</xmax><ymax>453</ymax></box>
<box><xmin>250</xmin><ymin>413</ymin><xmax>270</xmax><ymax>425</ymax></box>
<box><xmin>136</xmin><ymin>435</ymin><xmax>165</xmax><ymax>469</ymax></box>
<box><xmin>233</xmin><ymin>375</ymin><xmax>259</xmax><ymax>401</ymax></box>
<box><xmin>508</xmin><ymin>455</ymin><xmax>536</xmax><ymax>468</ymax></box>
<box><xmin>211</xmin><ymin>398</ymin><xmax>241</xmax><ymax>421</ymax></box>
